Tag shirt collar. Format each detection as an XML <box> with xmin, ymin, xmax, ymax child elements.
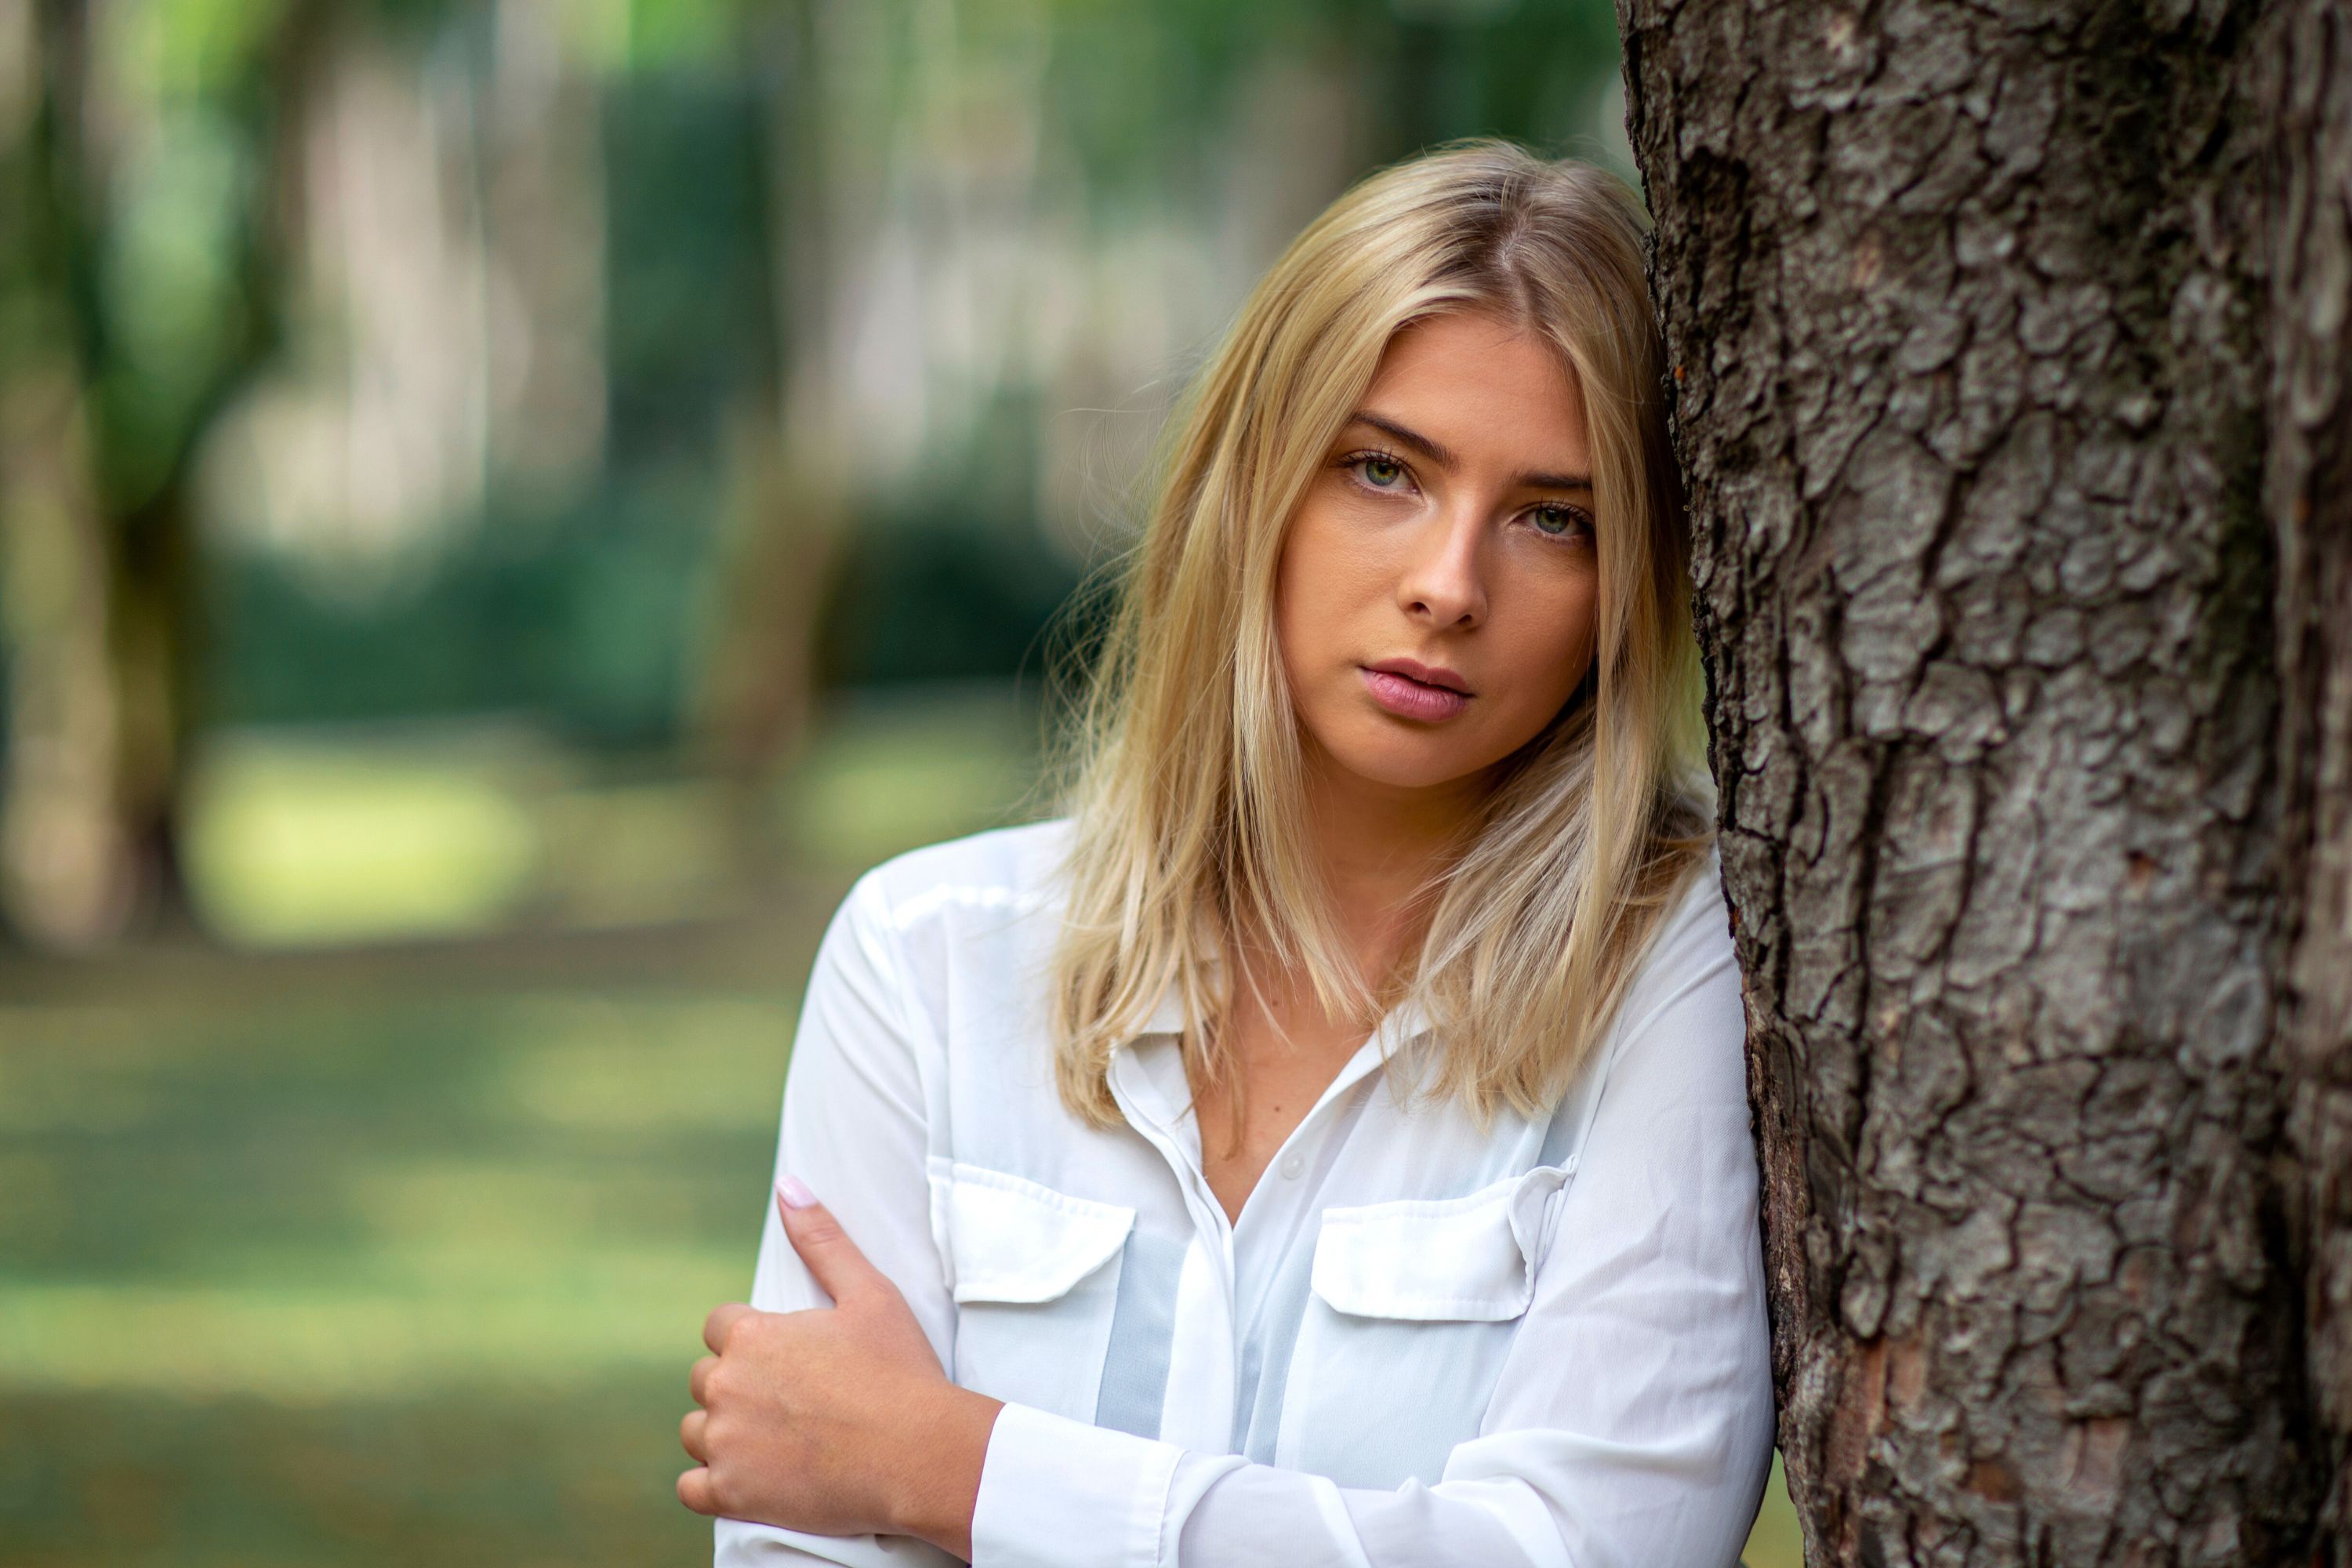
<box><xmin>1140</xmin><ymin>981</ymin><xmax>1189</xmax><ymax>1036</ymax></box>
<box><xmin>1110</xmin><ymin>971</ymin><xmax>1437</xmax><ymax>1127</ymax></box>
<box><xmin>1128</xmin><ymin>953</ymin><xmax>1436</xmax><ymax>1042</ymax></box>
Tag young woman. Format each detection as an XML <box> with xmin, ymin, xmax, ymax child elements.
<box><xmin>678</xmin><ymin>141</ymin><xmax>1773</xmax><ymax>1567</ymax></box>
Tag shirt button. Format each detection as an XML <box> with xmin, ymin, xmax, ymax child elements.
<box><xmin>1279</xmin><ymin>1154</ymin><xmax>1305</xmax><ymax>1180</ymax></box>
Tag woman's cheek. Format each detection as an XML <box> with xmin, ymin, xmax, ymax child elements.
<box><xmin>1479</xmin><ymin>608</ymin><xmax>1591</xmax><ymax>744</ymax></box>
<box><xmin>1276</xmin><ymin>537</ymin><xmax>1362</xmax><ymax>688</ymax></box>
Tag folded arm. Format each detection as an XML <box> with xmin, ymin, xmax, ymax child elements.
<box><xmin>710</xmin><ymin>875</ymin><xmax>968</xmax><ymax>1568</ymax></box>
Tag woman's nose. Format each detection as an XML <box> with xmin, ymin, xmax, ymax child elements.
<box><xmin>1395</xmin><ymin>504</ymin><xmax>1487</xmax><ymax>628</ymax></box>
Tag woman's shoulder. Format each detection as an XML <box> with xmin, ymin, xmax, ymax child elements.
<box><xmin>1597</xmin><ymin>844</ymin><xmax>1741</xmax><ymax>1074</ymax></box>
<box><xmin>1644</xmin><ymin>842</ymin><xmax>1736</xmax><ymax>982</ymax></box>
<box><xmin>808</xmin><ymin>820</ymin><xmax>1075</xmax><ymax>1051</ymax></box>
<box><xmin>837</xmin><ymin>815</ymin><xmax>1076</xmax><ymax>942</ymax></box>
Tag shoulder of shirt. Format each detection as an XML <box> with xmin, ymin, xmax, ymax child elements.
<box><xmin>1655</xmin><ymin>840</ymin><xmax>1735</xmax><ymax>968</ymax></box>
<box><xmin>1602</xmin><ymin>840</ymin><xmax>1739</xmax><ymax>1049</ymax></box>
<box><xmin>840</xmin><ymin>815</ymin><xmax>1076</xmax><ymax>935</ymax></box>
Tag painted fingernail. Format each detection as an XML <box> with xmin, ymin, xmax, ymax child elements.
<box><xmin>777</xmin><ymin>1174</ymin><xmax>817</xmax><ymax>1210</ymax></box>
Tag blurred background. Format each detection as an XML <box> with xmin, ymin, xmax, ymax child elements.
<box><xmin>0</xmin><ymin>0</ymin><xmax>1796</xmax><ymax>1562</ymax></box>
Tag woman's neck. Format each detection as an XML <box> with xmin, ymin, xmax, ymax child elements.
<box><xmin>1298</xmin><ymin>742</ymin><xmax>1487</xmax><ymax>975</ymax></box>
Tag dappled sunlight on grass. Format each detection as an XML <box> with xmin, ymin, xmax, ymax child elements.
<box><xmin>491</xmin><ymin>998</ymin><xmax>792</xmax><ymax>1132</ymax></box>
<box><xmin>180</xmin><ymin>681</ymin><xmax>1048</xmax><ymax>949</ymax></box>
<box><xmin>3</xmin><ymin>1377</ymin><xmax>699</xmax><ymax>1568</ymax></box>
<box><xmin>186</xmin><ymin>737</ymin><xmax>543</xmax><ymax>944</ymax></box>
<box><xmin>0</xmin><ymin>979</ymin><xmax>791</xmax><ymax>1562</ymax></box>
<box><xmin>781</xmin><ymin>681</ymin><xmax>1048</xmax><ymax>873</ymax></box>
<box><xmin>534</xmin><ymin>776</ymin><xmax>743</xmax><ymax>926</ymax></box>
<box><xmin>0</xmin><ymin>1265</ymin><xmax>739</xmax><ymax>1399</ymax></box>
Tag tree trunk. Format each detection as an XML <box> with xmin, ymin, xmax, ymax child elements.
<box><xmin>0</xmin><ymin>0</ymin><xmax>143</xmax><ymax>946</ymax></box>
<box><xmin>2269</xmin><ymin>0</ymin><xmax>2352</xmax><ymax>1552</ymax></box>
<box><xmin>692</xmin><ymin>1</ymin><xmax>851</xmax><ymax>879</ymax></box>
<box><xmin>0</xmin><ymin>0</ymin><xmax>318</xmax><ymax>946</ymax></box>
<box><xmin>1616</xmin><ymin>0</ymin><xmax>2352</xmax><ymax>1559</ymax></box>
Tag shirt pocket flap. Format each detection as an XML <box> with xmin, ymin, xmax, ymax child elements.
<box><xmin>927</xmin><ymin>1159</ymin><xmax>1137</xmax><ymax>1305</ymax></box>
<box><xmin>1308</xmin><ymin>1162</ymin><xmax>1573</xmax><ymax>1323</ymax></box>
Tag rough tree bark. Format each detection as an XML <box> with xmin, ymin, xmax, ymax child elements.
<box><xmin>2270</xmin><ymin>0</ymin><xmax>2352</xmax><ymax>1552</ymax></box>
<box><xmin>1615</xmin><ymin>0</ymin><xmax>2352</xmax><ymax>1561</ymax></box>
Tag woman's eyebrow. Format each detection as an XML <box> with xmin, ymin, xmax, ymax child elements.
<box><xmin>1347</xmin><ymin>410</ymin><xmax>1593</xmax><ymax>492</ymax></box>
<box><xmin>1352</xmin><ymin>410</ymin><xmax>1458</xmax><ymax>468</ymax></box>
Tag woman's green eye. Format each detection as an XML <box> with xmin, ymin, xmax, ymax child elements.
<box><xmin>1360</xmin><ymin>457</ymin><xmax>1404</xmax><ymax>487</ymax></box>
<box><xmin>1532</xmin><ymin>504</ymin><xmax>1585</xmax><ymax>536</ymax></box>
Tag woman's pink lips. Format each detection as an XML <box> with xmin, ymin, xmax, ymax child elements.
<box><xmin>1360</xmin><ymin>666</ymin><xmax>1472</xmax><ymax>722</ymax></box>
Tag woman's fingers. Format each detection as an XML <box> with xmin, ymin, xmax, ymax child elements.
<box><xmin>702</xmin><ymin>1301</ymin><xmax>757</xmax><ymax>1356</ymax></box>
<box><xmin>677</xmin><ymin>1189</ymin><xmax>961</xmax><ymax>1537</ymax></box>
<box><xmin>775</xmin><ymin>1179</ymin><xmax>891</xmax><ymax>1306</ymax></box>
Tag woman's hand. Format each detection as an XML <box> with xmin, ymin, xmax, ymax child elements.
<box><xmin>678</xmin><ymin>1178</ymin><xmax>1003</xmax><ymax>1557</ymax></box>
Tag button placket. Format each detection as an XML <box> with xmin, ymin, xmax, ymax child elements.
<box><xmin>1238</xmin><ymin>1032</ymin><xmax>1390</xmax><ymax>1216</ymax></box>
<box><xmin>1106</xmin><ymin>1018</ymin><xmax>1425</xmax><ymax>1455</ymax></box>
<box><xmin>1108</xmin><ymin>1048</ymin><xmax>1232</xmax><ymax>1243</ymax></box>
<box><xmin>1107</xmin><ymin>1043</ymin><xmax>1246</xmax><ymax>1450</ymax></box>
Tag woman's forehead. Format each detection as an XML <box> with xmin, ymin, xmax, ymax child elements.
<box><xmin>1359</xmin><ymin>311</ymin><xmax>1590</xmax><ymax>474</ymax></box>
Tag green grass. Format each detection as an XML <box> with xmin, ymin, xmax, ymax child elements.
<box><xmin>183</xmin><ymin>741</ymin><xmax>545</xmax><ymax>945</ymax></box>
<box><xmin>0</xmin><ymin>984</ymin><xmax>795</xmax><ymax>1567</ymax></box>
<box><xmin>183</xmin><ymin>680</ymin><xmax>1051</xmax><ymax>946</ymax></box>
<box><xmin>1748</xmin><ymin>1452</ymin><xmax>1803</xmax><ymax>1567</ymax></box>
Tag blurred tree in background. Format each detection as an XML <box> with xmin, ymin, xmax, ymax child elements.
<box><xmin>1</xmin><ymin>0</ymin><xmax>321</xmax><ymax>942</ymax></box>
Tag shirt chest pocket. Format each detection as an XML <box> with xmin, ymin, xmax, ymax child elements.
<box><xmin>1275</xmin><ymin>1163</ymin><xmax>1573</xmax><ymax>1489</ymax></box>
<box><xmin>927</xmin><ymin>1159</ymin><xmax>1134</xmax><ymax>1425</ymax></box>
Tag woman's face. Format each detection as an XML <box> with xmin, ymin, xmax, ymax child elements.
<box><xmin>1276</xmin><ymin>309</ymin><xmax>1602</xmax><ymax>796</ymax></box>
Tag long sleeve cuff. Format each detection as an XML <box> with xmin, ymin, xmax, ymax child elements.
<box><xmin>715</xmin><ymin>1516</ymin><xmax>959</xmax><ymax>1567</ymax></box>
<box><xmin>970</xmin><ymin>1403</ymin><xmax>1182</xmax><ymax>1568</ymax></box>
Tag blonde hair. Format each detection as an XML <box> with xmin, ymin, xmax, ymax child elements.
<box><xmin>1048</xmin><ymin>140</ymin><xmax>1714</xmax><ymax>1129</ymax></box>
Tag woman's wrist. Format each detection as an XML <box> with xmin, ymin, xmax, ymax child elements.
<box><xmin>887</xmin><ymin>1382</ymin><xmax>1004</xmax><ymax>1558</ymax></box>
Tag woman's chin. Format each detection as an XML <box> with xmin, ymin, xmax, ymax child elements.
<box><xmin>1316</xmin><ymin>726</ymin><xmax>1502</xmax><ymax>794</ymax></box>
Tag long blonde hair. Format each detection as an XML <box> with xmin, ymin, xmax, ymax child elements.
<box><xmin>1048</xmin><ymin>140</ymin><xmax>1713</xmax><ymax>1129</ymax></box>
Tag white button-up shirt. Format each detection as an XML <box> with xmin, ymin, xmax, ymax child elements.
<box><xmin>715</xmin><ymin>818</ymin><xmax>1773</xmax><ymax>1568</ymax></box>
